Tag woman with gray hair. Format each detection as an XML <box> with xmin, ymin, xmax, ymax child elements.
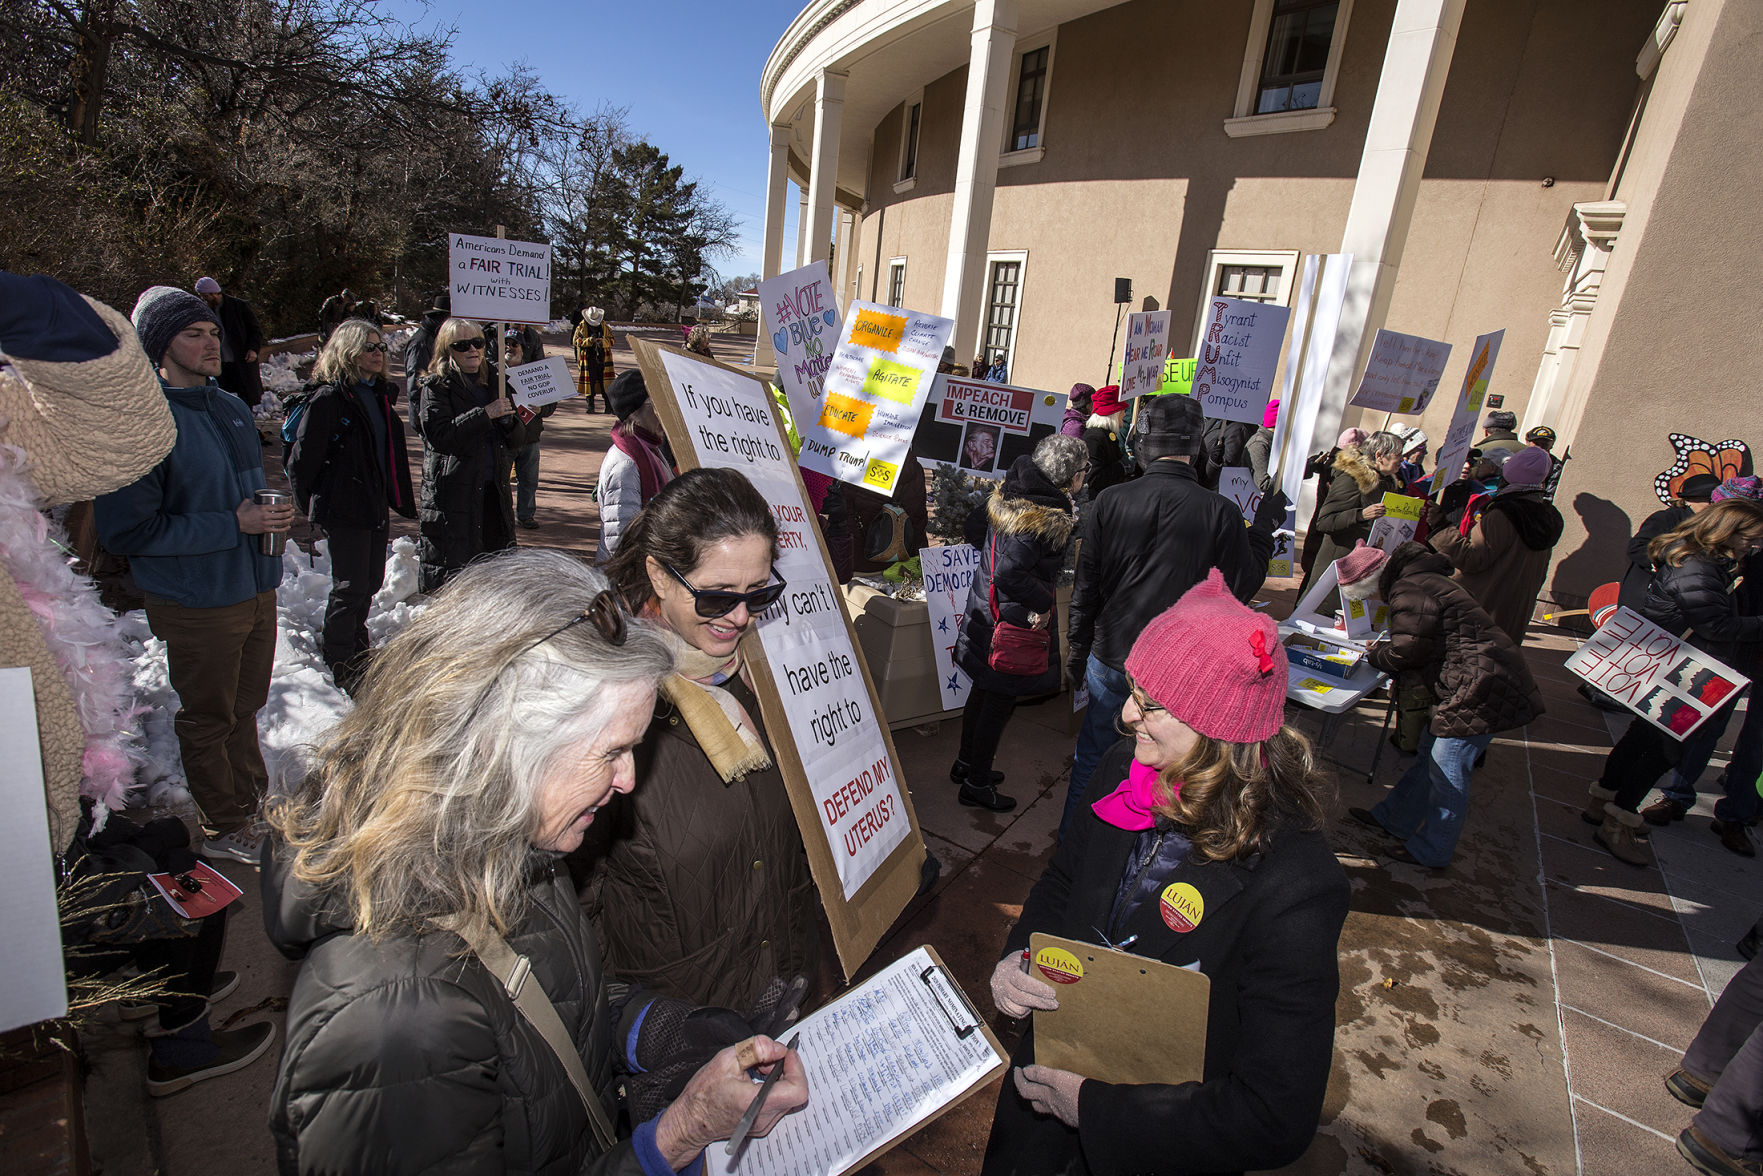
<box><xmin>1303</xmin><ymin>428</ymin><xmax>1406</xmax><ymax>588</ymax></box>
<box><xmin>263</xmin><ymin>549</ymin><xmax>807</xmax><ymax>1175</ymax></box>
<box><xmin>950</xmin><ymin>433</ymin><xmax>1086</xmax><ymax>810</ymax></box>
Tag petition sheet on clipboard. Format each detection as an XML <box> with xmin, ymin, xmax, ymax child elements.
<box><xmin>716</xmin><ymin>946</ymin><xmax>1002</xmax><ymax>1176</ymax></box>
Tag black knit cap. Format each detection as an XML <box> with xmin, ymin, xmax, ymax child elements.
<box><xmin>1135</xmin><ymin>393</ymin><xmax>1204</xmax><ymax>458</ymax></box>
<box><xmin>608</xmin><ymin>369</ymin><xmax>649</xmax><ymax>421</ymax></box>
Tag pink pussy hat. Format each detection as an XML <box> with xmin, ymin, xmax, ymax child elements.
<box><xmin>1336</xmin><ymin>539</ymin><xmax>1388</xmax><ymax>588</ymax></box>
<box><xmin>1124</xmin><ymin>569</ymin><xmax>1286</xmax><ymax>744</ymax></box>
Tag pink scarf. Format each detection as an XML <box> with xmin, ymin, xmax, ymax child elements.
<box><xmin>1091</xmin><ymin>758</ymin><xmax>1181</xmax><ymax>830</ymax></box>
<box><xmin>611</xmin><ymin>421</ymin><xmax>673</xmax><ymax>503</ymax></box>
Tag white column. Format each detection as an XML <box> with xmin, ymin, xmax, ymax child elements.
<box><xmin>760</xmin><ymin>123</ymin><xmax>792</xmax><ymax>280</ymax></box>
<box><xmin>940</xmin><ymin>0</ymin><xmax>1018</xmax><ymax>358</ymax></box>
<box><xmin>795</xmin><ymin>186</ymin><xmax>809</xmax><ymax>269</ymax></box>
<box><xmin>1305</xmin><ymin>0</ymin><xmax>1467</xmax><ymax>468</ymax></box>
<box><xmin>806</xmin><ymin>70</ymin><xmax>848</xmax><ymax>265</ymax></box>
<box><xmin>841</xmin><ymin>208</ymin><xmax>864</xmax><ymax>307</ymax></box>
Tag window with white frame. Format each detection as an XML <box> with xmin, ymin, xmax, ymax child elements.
<box><xmin>887</xmin><ymin>259</ymin><xmax>906</xmax><ymax>308</ymax></box>
<box><xmin>1225</xmin><ymin>0</ymin><xmax>1354</xmax><ymax>138</ymax></box>
<box><xmin>895</xmin><ymin>91</ymin><xmax>924</xmax><ymax>192</ymax></box>
<box><xmin>983</xmin><ymin>251</ymin><xmax>1027</xmax><ymax>375</ymax></box>
<box><xmin>1001</xmin><ymin>33</ymin><xmax>1055</xmax><ymax>165</ymax></box>
<box><xmin>1190</xmin><ymin>250</ymin><xmax>1300</xmax><ymax>351</ymax></box>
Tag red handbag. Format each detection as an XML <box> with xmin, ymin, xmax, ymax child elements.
<box><xmin>986</xmin><ymin>532</ymin><xmax>1050</xmax><ymax>676</ymax></box>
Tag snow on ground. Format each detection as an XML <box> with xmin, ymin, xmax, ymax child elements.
<box><xmin>124</xmin><ymin>536</ymin><xmax>427</xmax><ymax>806</ymax></box>
<box><xmin>259</xmin><ymin>350</ymin><xmax>313</xmax><ymax>396</ymax></box>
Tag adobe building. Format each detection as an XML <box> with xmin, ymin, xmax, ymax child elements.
<box><xmin>756</xmin><ymin>0</ymin><xmax>1761</xmax><ymax>613</ymax></box>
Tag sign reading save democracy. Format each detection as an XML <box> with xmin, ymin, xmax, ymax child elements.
<box><xmin>1193</xmin><ymin>296</ymin><xmax>1290</xmax><ymax>425</ymax></box>
<box><xmin>921</xmin><ymin>544</ymin><xmax>978</xmax><ymax>710</ymax></box>
<box><xmin>447</xmin><ymin>232</ymin><xmax>552</xmax><ymax>324</ymax></box>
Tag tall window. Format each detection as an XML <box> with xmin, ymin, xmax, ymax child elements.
<box><xmin>1255</xmin><ymin>0</ymin><xmax>1338</xmax><ymax>114</ymax></box>
<box><xmin>888</xmin><ymin>261</ymin><xmax>906</xmax><ymax>308</ymax></box>
<box><xmin>1216</xmin><ymin>264</ymin><xmax>1283</xmax><ymax>303</ymax></box>
<box><xmin>1010</xmin><ymin>47</ymin><xmax>1048</xmax><ymax>152</ymax></box>
<box><xmin>901</xmin><ymin>101</ymin><xmax>922</xmax><ymax>181</ymax></box>
<box><xmin>984</xmin><ymin>260</ymin><xmax>1021</xmax><ymax>366</ymax></box>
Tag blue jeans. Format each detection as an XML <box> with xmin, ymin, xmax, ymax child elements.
<box><xmin>1658</xmin><ymin>688</ymin><xmax>1760</xmax><ymax>824</ymax></box>
<box><xmin>512</xmin><ymin>442</ymin><xmax>539</xmax><ymax>521</ymax></box>
<box><xmin>1372</xmin><ymin>730</ymin><xmax>1495</xmax><ymax>868</ymax></box>
<box><xmin>1062</xmin><ymin>656</ymin><xmax>1130</xmax><ymax>839</ymax></box>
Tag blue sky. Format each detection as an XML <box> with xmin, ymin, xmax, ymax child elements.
<box><xmin>390</xmin><ymin>0</ymin><xmax>807</xmax><ymax>282</ymax></box>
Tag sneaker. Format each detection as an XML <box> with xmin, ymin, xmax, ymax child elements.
<box><xmin>949</xmin><ymin>760</ymin><xmax>1005</xmax><ymax>787</ymax></box>
<box><xmin>958</xmin><ymin>782</ymin><xmax>1017</xmax><ymax>812</ymax></box>
<box><xmin>1712</xmin><ymin>820</ymin><xmax>1756</xmax><ymax>858</ymax></box>
<box><xmin>1642</xmin><ymin>797</ymin><xmax>1690</xmax><ymax>827</ymax></box>
<box><xmin>517</xmin><ymin>517</ymin><xmax>539</xmax><ymax>530</ymax></box>
<box><xmin>119</xmin><ymin>971</ymin><xmax>240</xmax><ymax>1027</ymax></box>
<box><xmin>1665</xmin><ymin>1067</ymin><xmax>1713</xmax><ymax>1109</ymax></box>
<box><xmin>201</xmin><ymin>827</ymin><xmax>265</xmax><ymax>866</ymax></box>
<box><xmin>1677</xmin><ymin>1124</ymin><xmax>1763</xmax><ymax>1176</ymax></box>
<box><xmin>146</xmin><ymin>1022</ymin><xmax>276</xmax><ymax>1097</ymax></box>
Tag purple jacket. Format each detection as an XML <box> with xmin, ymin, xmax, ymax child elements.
<box><xmin>1060</xmin><ymin>406</ymin><xmax>1087</xmax><ymax>438</ymax></box>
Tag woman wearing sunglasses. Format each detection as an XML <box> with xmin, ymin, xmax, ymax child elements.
<box><xmin>983</xmin><ymin>572</ymin><xmax>1348</xmax><ymax>1176</ymax></box>
<box><xmin>412</xmin><ymin>317</ymin><xmax>538</xmax><ymax>593</ymax></box>
<box><xmin>591</xmin><ymin>467</ymin><xmax>820</xmax><ymax>1009</ymax></box>
<box><xmin>287</xmin><ymin>317</ymin><xmax>415</xmax><ymax>694</ymax></box>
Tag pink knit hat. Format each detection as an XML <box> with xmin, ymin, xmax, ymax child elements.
<box><xmin>1335</xmin><ymin>539</ymin><xmax>1388</xmax><ymax>587</ymax></box>
<box><xmin>1262</xmin><ymin>398</ymin><xmax>1281</xmax><ymax>428</ymax></box>
<box><xmin>1124</xmin><ymin>569</ymin><xmax>1286</xmax><ymax>743</ymax></box>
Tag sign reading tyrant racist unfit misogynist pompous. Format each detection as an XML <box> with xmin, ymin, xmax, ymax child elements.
<box><xmin>759</xmin><ymin>261</ymin><xmax>837</xmax><ymax>419</ymax></box>
<box><xmin>914</xmin><ymin>376</ymin><xmax>1067</xmax><ymax>479</ymax></box>
<box><xmin>447</xmin><ymin>232</ymin><xmax>552</xmax><ymax>324</ymax></box>
<box><xmin>797</xmin><ymin>300</ymin><xmax>953</xmax><ymax>496</ymax></box>
<box><xmin>1193</xmin><ymin>297</ymin><xmax>1290</xmax><ymax>425</ymax></box>
<box><xmin>1566</xmin><ymin>607</ymin><xmax>1751</xmax><ymax>740</ymax></box>
<box><xmin>632</xmin><ymin>339</ymin><xmax>928</xmax><ymax>978</ymax></box>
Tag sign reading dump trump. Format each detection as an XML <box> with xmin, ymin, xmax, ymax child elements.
<box><xmin>914</xmin><ymin>376</ymin><xmax>1066</xmax><ymax>479</ymax></box>
<box><xmin>1565</xmin><ymin>607</ymin><xmax>1751</xmax><ymax>740</ymax></box>
<box><xmin>448</xmin><ymin>232</ymin><xmax>552</xmax><ymax>324</ymax></box>
<box><xmin>631</xmin><ymin>338</ymin><xmax>929</xmax><ymax>977</ymax></box>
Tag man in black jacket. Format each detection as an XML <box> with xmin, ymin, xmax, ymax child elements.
<box><xmin>1062</xmin><ymin>394</ymin><xmax>1285</xmax><ymax>836</ymax></box>
<box><xmin>196</xmin><ymin>276</ymin><xmax>265</xmax><ymax>407</ymax></box>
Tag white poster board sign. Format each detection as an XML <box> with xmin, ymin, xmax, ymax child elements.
<box><xmin>1366</xmin><ymin>492</ymin><xmax>1425</xmax><ymax>553</ymax></box>
<box><xmin>0</xmin><ymin>668</ymin><xmax>69</xmax><ymax>1033</ymax></box>
<box><xmin>915</xmin><ymin>376</ymin><xmax>1067</xmax><ymax>479</ymax></box>
<box><xmin>1431</xmin><ymin>329</ymin><xmax>1505</xmax><ymax>493</ymax></box>
<box><xmin>447</xmin><ymin>232</ymin><xmax>552</xmax><ymax>324</ymax></box>
<box><xmin>1194</xmin><ymin>296</ymin><xmax>1292</xmax><ymax>425</ymax></box>
<box><xmin>1119</xmin><ymin>310</ymin><xmax>1172</xmax><ymax>399</ymax></box>
<box><xmin>654</xmin><ymin>349</ymin><xmax>915</xmax><ymax>900</ymax></box>
<box><xmin>1219</xmin><ymin>466</ymin><xmax>1299</xmax><ymax>579</ymax></box>
<box><xmin>920</xmin><ymin>544</ymin><xmax>977</xmax><ymax>709</ymax></box>
<box><xmin>1347</xmin><ymin>329</ymin><xmax>1452</xmax><ymax>415</ymax></box>
<box><xmin>1566</xmin><ymin>607</ymin><xmax>1750</xmax><ymax>739</ymax></box>
<box><xmin>1279</xmin><ymin>254</ymin><xmax>1352</xmax><ymax>502</ymax></box>
<box><xmin>798</xmin><ymin>300</ymin><xmax>953</xmax><ymax>495</ymax></box>
<box><xmin>507</xmin><ymin>356</ymin><xmax>575</xmax><ymax>408</ymax></box>
<box><xmin>759</xmin><ymin>261</ymin><xmax>838</xmax><ymax>418</ymax></box>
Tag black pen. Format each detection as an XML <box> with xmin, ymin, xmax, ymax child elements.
<box><xmin>725</xmin><ymin>1031</ymin><xmax>801</xmax><ymax>1156</ymax></box>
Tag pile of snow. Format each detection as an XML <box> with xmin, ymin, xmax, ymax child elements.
<box><xmin>125</xmin><ymin>536</ymin><xmax>428</xmax><ymax>805</ymax></box>
<box><xmin>251</xmin><ymin>389</ymin><xmax>286</xmax><ymax>426</ymax></box>
<box><xmin>547</xmin><ymin>318</ymin><xmax>573</xmax><ymax>334</ymax></box>
<box><xmin>382</xmin><ymin>325</ymin><xmax>415</xmax><ymax>357</ymax></box>
<box><xmin>260</xmin><ymin>350</ymin><xmax>314</xmax><ymax>396</ymax></box>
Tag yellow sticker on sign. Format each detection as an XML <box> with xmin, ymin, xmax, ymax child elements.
<box><xmin>862</xmin><ymin>457</ymin><xmax>898</xmax><ymax>489</ymax></box>
<box><xmin>1159</xmin><ymin>882</ymin><xmax>1204</xmax><ymax>933</ymax></box>
<box><xmin>860</xmin><ymin>357</ymin><xmax>920</xmax><ymax>405</ymax></box>
<box><xmin>1035</xmin><ymin>946</ymin><xmax>1085</xmax><ymax>985</ymax></box>
<box><xmin>849</xmin><ymin>307</ymin><xmax>907</xmax><ymax>352</ymax></box>
<box><xmin>1297</xmin><ymin>677</ymin><xmax>1335</xmax><ymax>694</ymax></box>
<box><xmin>818</xmin><ymin>393</ymin><xmax>873</xmax><ymax>439</ymax></box>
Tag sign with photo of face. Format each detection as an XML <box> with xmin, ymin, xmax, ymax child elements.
<box><xmin>915</xmin><ymin>376</ymin><xmax>1066</xmax><ymax>480</ymax></box>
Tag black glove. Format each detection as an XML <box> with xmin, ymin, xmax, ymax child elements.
<box><xmin>1066</xmin><ymin>653</ymin><xmax>1088</xmax><ymax>693</ymax></box>
<box><xmin>1252</xmin><ymin>488</ymin><xmax>1291</xmax><ymax>531</ymax></box>
<box><xmin>617</xmin><ymin>975</ymin><xmax>808</xmax><ymax>1124</ymax></box>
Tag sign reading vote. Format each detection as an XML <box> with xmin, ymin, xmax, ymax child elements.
<box><xmin>759</xmin><ymin>261</ymin><xmax>837</xmax><ymax>418</ymax></box>
<box><xmin>1566</xmin><ymin>607</ymin><xmax>1750</xmax><ymax>739</ymax></box>
<box><xmin>921</xmin><ymin>544</ymin><xmax>978</xmax><ymax>710</ymax></box>
<box><xmin>1193</xmin><ymin>297</ymin><xmax>1290</xmax><ymax>425</ymax></box>
<box><xmin>448</xmin><ymin>232</ymin><xmax>552</xmax><ymax>324</ymax></box>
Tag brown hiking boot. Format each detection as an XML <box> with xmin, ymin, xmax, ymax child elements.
<box><xmin>1665</xmin><ymin>1067</ymin><xmax>1713</xmax><ymax>1108</ymax></box>
<box><xmin>1642</xmin><ymin>797</ymin><xmax>1689</xmax><ymax>826</ymax></box>
<box><xmin>1594</xmin><ymin>807</ymin><xmax>1650</xmax><ymax>867</ymax></box>
<box><xmin>1678</xmin><ymin>1124</ymin><xmax>1763</xmax><ymax>1175</ymax></box>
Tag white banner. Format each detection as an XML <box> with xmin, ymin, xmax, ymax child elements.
<box><xmin>1119</xmin><ymin>310</ymin><xmax>1172</xmax><ymax>399</ymax></box>
<box><xmin>507</xmin><ymin>356</ymin><xmax>575</xmax><ymax>408</ymax></box>
<box><xmin>1347</xmin><ymin>328</ymin><xmax>1452</xmax><ymax>415</ymax></box>
<box><xmin>1431</xmin><ymin>330</ymin><xmax>1506</xmax><ymax>494</ymax></box>
<box><xmin>920</xmin><ymin>544</ymin><xmax>977</xmax><ymax>710</ymax></box>
<box><xmin>1280</xmin><ymin>254</ymin><xmax>1352</xmax><ymax>504</ymax></box>
<box><xmin>447</xmin><ymin>232</ymin><xmax>552</xmax><ymax>324</ymax></box>
<box><xmin>658</xmin><ymin>351</ymin><xmax>911</xmax><ymax>895</ymax></box>
<box><xmin>759</xmin><ymin>261</ymin><xmax>838</xmax><ymax>419</ymax></box>
<box><xmin>1566</xmin><ymin>607</ymin><xmax>1750</xmax><ymax>740</ymax></box>
<box><xmin>797</xmin><ymin>300</ymin><xmax>953</xmax><ymax>495</ymax></box>
<box><xmin>1266</xmin><ymin>254</ymin><xmax>1319</xmax><ymax>483</ymax></box>
<box><xmin>1194</xmin><ymin>296</ymin><xmax>1291</xmax><ymax>425</ymax></box>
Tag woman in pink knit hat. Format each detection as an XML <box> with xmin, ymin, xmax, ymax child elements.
<box><xmin>983</xmin><ymin>570</ymin><xmax>1348</xmax><ymax>1176</ymax></box>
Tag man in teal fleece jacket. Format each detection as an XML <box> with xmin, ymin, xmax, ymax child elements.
<box><xmin>95</xmin><ymin>287</ymin><xmax>293</xmax><ymax>865</ymax></box>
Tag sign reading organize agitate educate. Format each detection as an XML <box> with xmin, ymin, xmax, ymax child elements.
<box><xmin>447</xmin><ymin>233</ymin><xmax>552</xmax><ymax>325</ymax></box>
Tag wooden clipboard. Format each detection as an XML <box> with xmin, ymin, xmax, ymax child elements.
<box><xmin>1028</xmin><ymin>933</ymin><xmax>1209</xmax><ymax>1087</ymax></box>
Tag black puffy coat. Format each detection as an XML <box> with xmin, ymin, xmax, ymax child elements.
<box><xmin>1640</xmin><ymin>552</ymin><xmax>1763</xmax><ymax>668</ymax></box>
<box><xmin>954</xmin><ymin>457</ymin><xmax>1075</xmax><ymax>696</ymax></box>
<box><xmin>983</xmin><ymin>739</ymin><xmax>1349</xmax><ymax>1176</ymax></box>
<box><xmin>287</xmin><ymin>376</ymin><xmax>416</xmax><ymax>530</ymax></box>
<box><xmin>264</xmin><ymin>842</ymin><xmax>646</xmax><ymax>1176</ymax></box>
<box><xmin>1619</xmin><ymin>504</ymin><xmax>1694</xmax><ymax>613</ymax></box>
<box><xmin>1368</xmin><ymin>542</ymin><xmax>1543</xmax><ymax>738</ymax></box>
<box><xmin>413</xmin><ymin>367</ymin><xmax>537</xmax><ymax>593</ymax></box>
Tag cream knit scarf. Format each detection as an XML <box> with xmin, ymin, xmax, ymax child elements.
<box><xmin>660</xmin><ymin>632</ymin><xmax>773</xmax><ymax>783</ymax></box>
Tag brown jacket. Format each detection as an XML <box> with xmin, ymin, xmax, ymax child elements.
<box><xmin>1429</xmin><ymin>490</ymin><xmax>1564</xmax><ymax>647</ymax></box>
<box><xmin>1368</xmin><ymin>543</ymin><xmax>1543</xmax><ymax>738</ymax></box>
<box><xmin>576</xmin><ymin>675</ymin><xmax>820</xmax><ymax>1009</ymax></box>
<box><xmin>1308</xmin><ymin>447</ymin><xmax>1398</xmax><ymax>576</ymax></box>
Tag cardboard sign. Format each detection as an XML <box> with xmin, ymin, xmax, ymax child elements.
<box><xmin>507</xmin><ymin>356</ymin><xmax>575</xmax><ymax>408</ymax></box>
<box><xmin>915</xmin><ymin>376</ymin><xmax>1066</xmax><ymax>479</ymax></box>
<box><xmin>632</xmin><ymin>340</ymin><xmax>927</xmax><ymax>976</ymax></box>
<box><xmin>1432</xmin><ymin>330</ymin><xmax>1505</xmax><ymax>494</ymax></box>
<box><xmin>0</xmin><ymin>668</ymin><xmax>68</xmax><ymax>1033</ymax></box>
<box><xmin>1120</xmin><ymin>310</ymin><xmax>1172</xmax><ymax>399</ymax></box>
<box><xmin>447</xmin><ymin>232</ymin><xmax>552</xmax><ymax>324</ymax></box>
<box><xmin>1219</xmin><ymin>466</ymin><xmax>1298</xmax><ymax>579</ymax></box>
<box><xmin>1566</xmin><ymin>607</ymin><xmax>1750</xmax><ymax>739</ymax></box>
<box><xmin>798</xmin><ymin>300</ymin><xmax>952</xmax><ymax>495</ymax></box>
<box><xmin>1348</xmin><ymin>328</ymin><xmax>1452</xmax><ymax>415</ymax></box>
<box><xmin>1194</xmin><ymin>296</ymin><xmax>1291</xmax><ymax>424</ymax></box>
<box><xmin>920</xmin><ymin>544</ymin><xmax>977</xmax><ymax>709</ymax></box>
<box><xmin>759</xmin><ymin>261</ymin><xmax>838</xmax><ymax>418</ymax></box>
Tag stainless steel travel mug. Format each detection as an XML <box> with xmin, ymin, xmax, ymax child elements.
<box><xmin>255</xmin><ymin>489</ymin><xmax>290</xmax><ymax>557</ymax></box>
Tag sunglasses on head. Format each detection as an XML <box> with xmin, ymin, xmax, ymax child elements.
<box><xmin>662</xmin><ymin>561</ymin><xmax>787</xmax><ymax>619</ymax></box>
<box><xmin>467</xmin><ymin>590</ymin><xmax>629</xmax><ymax>717</ymax></box>
<box><xmin>450</xmin><ymin>338</ymin><xmax>486</xmax><ymax>352</ymax></box>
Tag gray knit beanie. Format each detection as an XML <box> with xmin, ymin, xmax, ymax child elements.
<box><xmin>1134</xmin><ymin>393</ymin><xmax>1205</xmax><ymax>460</ymax></box>
<box><xmin>131</xmin><ymin>285</ymin><xmax>220</xmax><ymax>366</ymax></box>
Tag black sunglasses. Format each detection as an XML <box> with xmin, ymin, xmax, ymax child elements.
<box><xmin>450</xmin><ymin>338</ymin><xmax>486</xmax><ymax>352</ymax></box>
<box><xmin>361</xmin><ymin>341</ymin><xmax>389</xmax><ymax>353</ymax></box>
<box><xmin>467</xmin><ymin>590</ymin><xmax>628</xmax><ymax>715</ymax></box>
<box><xmin>662</xmin><ymin>561</ymin><xmax>787</xmax><ymax>619</ymax></box>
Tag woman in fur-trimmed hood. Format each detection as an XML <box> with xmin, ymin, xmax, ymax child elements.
<box><xmin>951</xmin><ymin>436</ymin><xmax>1086</xmax><ymax>811</ymax></box>
<box><xmin>1304</xmin><ymin>431</ymin><xmax>1406</xmax><ymax>588</ymax></box>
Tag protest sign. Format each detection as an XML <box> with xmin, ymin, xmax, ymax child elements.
<box><xmin>920</xmin><ymin>544</ymin><xmax>977</xmax><ymax>709</ymax></box>
<box><xmin>1431</xmin><ymin>329</ymin><xmax>1505</xmax><ymax>495</ymax></box>
<box><xmin>0</xmin><ymin>669</ymin><xmax>67</xmax><ymax>1033</ymax></box>
<box><xmin>1266</xmin><ymin>254</ymin><xmax>1319</xmax><ymax>485</ymax></box>
<box><xmin>507</xmin><ymin>356</ymin><xmax>575</xmax><ymax>408</ymax></box>
<box><xmin>798</xmin><ymin>300</ymin><xmax>952</xmax><ymax>496</ymax></box>
<box><xmin>1366</xmin><ymin>491</ymin><xmax>1424</xmax><ymax>553</ymax></box>
<box><xmin>1347</xmin><ymin>329</ymin><xmax>1452</xmax><ymax>415</ymax></box>
<box><xmin>1119</xmin><ymin>310</ymin><xmax>1172</xmax><ymax>399</ymax></box>
<box><xmin>1194</xmin><ymin>296</ymin><xmax>1291</xmax><ymax>425</ymax></box>
<box><xmin>1112</xmin><ymin>354</ymin><xmax>1194</xmax><ymax>395</ymax></box>
<box><xmin>759</xmin><ymin>261</ymin><xmax>838</xmax><ymax>418</ymax></box>
<box><xmin>915</xmin><ymin>376</ymin><xmax>1066</xmax><ymax>479</ymax></box>
<box><xmin>447</xmin><ymin>232</ymin><xmax>552</xmax><ymax>324</ymax></box>
<box><xmin>1278</xmin><ymin>254</ymin><xmax>1352</xmax><ymax>502</ymax></box>
<box><xmin>1566</xmin><ymin>607</ymin><xmax>1750</xmax><ymax>739</ymax></box>
<box><xmin>632</xmin><ymin>339</ymin><xmax>927</xmax><ymax>976</ymax></box>
<box><xmin>1219</xmin><ymin>466</ymin><xmax>1299</xmax><ymax>579</ymax></box>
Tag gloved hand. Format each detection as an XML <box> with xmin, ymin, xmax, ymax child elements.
<box><xmin>619</xmin><ymin>975</ymin><xmax>808</xmax><ymax>1123</ymax></box>
<box><xmin>990</xmin><ymin>953</ymin><xmax>1059</xmax><ymax>1019</ymax></box>
<box><xmin>1014</xmin><ymin>1064</ymin><xmax>1084</xmax><ymax>1127</ymax></box>
<box><xmin>1066</xmin><ymin>652</ymin><xmax>1089</xmax><ymax>693</ymax></box>
<box><xmin>1252</xmin><ymin>487</ymin><xmax>1291</xmax><ymax>530</ymax></box>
